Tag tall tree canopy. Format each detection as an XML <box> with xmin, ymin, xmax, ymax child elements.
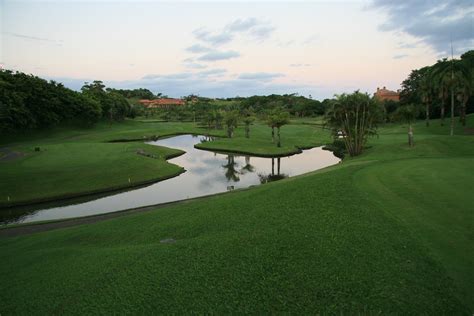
<box><xmin>0</xmin><ymin>70</ymin><xmax>101</xmax><ymax>133</ymax></box>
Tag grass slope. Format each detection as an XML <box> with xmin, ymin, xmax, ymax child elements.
<box><xmin>0</xmin><ymin>116</ymin><xmax>473</xmax><ymax>313</ymax></box>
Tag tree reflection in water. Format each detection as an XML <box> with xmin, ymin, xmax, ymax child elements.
<box><xmin>222</xmin><ymin>155</ymin><xmax>240</xmax><ymax>182</ymax></box>
<box><xmin>240</xmin><ymin>156</ymin><xmax>255</xmax><ymax>174</ymax></box>
<box><xmin>258</xmin><ymin>157</ymin><xmax>288</xmax><ymax>183</ymax></box>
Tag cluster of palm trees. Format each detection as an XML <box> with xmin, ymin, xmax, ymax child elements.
<box><xmin>418</xmin><ymin>52</ymin><xmax>473</xmax><ymax>135</ymax></box>
<box><xmin>201</xmin><ymin>107</ymin><xmax>291</xmax><ymax>147</ymax></box>
<box><xmin>325</xmin><ymin>91</ymin><xmax>384</xmax><ymax>156</ymax></box>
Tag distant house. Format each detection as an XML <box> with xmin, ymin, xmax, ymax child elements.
<box><xmin>139</xmin><ymin>98</ymin><xmax>186</xmax><ymax>108</ymax></box>
<box><xmin>374</xmin><ymin>86</ymin><xmax>400</xmax><ymax>102</ymax></box>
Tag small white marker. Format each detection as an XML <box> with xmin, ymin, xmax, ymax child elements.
<box><xmin>128</xmin><ymin>178</ymin><xmax>131</xmax><ymax>183</ymax></box>
<box><xmin>7</xmin><ymin>196</ymin><xmax>10</xmax><ymax>201</ymax></box>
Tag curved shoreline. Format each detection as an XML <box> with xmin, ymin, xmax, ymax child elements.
<box><xmin>0</xmin><ymin>132</ymin><xmax>335</xmax><ymax>215</ymax></box>
<box><xmin>0</xmin><ymin>150</ymin><xmax>186</xmax><ymax>209</ymax></box>
<box><xmin>194</xmin><ymin>143</ymin><xmax>320</xmax><ymax>158</ymax></box>
<box><xmin>0</xmin><ymin>155</ymin><xmax>341</xmax><ymax>237</ymax></box>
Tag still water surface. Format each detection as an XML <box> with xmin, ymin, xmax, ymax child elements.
<box><xmin>2</xmin><ymin>135</ymin><xmax>340</xmax><ymax>225</ymax></box>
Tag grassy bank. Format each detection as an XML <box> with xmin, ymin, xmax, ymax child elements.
<box><xmin>0</xmin><ymin>120</ymin><xmax>328</xmax><ymax>206</ymax></box>
<box><xmin>196</xmin><ymin>122</ymin><xmax>330</xmax><ymax>156</ymax></box>
<box><xmin>0</xmin><ymin>116</ymin><xmax>472</xmax><ymax>313</ymax></box>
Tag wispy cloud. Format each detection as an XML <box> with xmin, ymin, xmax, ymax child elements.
<box><xmin>225</xmin><ymin>17</ymin><xmax>260</xmax><ymax>32</ymax></box>
<box><xmin>393</xmin><ymin>54</ymin><xmax>409</xmax><ymax>59</ymax></box>
<box><xmin>184</xmin><ymin>62</ymin><xmax>207</xmax><ymax>69</ymax></box>
<box><xmin>185</xmin><ymin>17</ymin><xmax>276</xmax><ymax>65</ymax></box>
<box><xmin>198</xmin><ymin>50</ymin><xmax>240</xmax><ymax>62</ymax></box>
<box><xmin>370</xmin><ymin>0</ymin><xmax>474</xmax><ymax>55</ymax></box>
<box><xmin>249</xmin><ymin>25</ymin><xmax>276</xmax><ymax>42</ymax></box>
<box><xmin>196</xmin><ymin>68</ymin><xmax>227</xmax><ymax>77</ymax></box>
<box><xmin>238</xmin><ymin>72</ymin><xmax>284</xmax><ymax>81</ymax></box>
<box><xmin>193</xmin><ymin>27</ymin><xmax>233</xmax><ymax>46</ymax></box>
<box><xmin>186</xmin><ymin>44</ymin><xmax>213</xmax><ymax>53</ymax></box>
<box><xmin>3</xmin><ymin>32</ymin><xmax>63</xmax><ymax>45</ymax></box>
<box><xmin>142</xmin><ymin>73</ymin><xmax>193</xmax><ymax>80</ymax></box>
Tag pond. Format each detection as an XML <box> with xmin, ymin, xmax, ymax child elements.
<box><xmin>1</xmin><ymin>135</ymin><xmax>340</xmax><ymax>225</ymax></box>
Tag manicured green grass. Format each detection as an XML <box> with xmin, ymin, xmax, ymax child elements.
<box><xmin>0</xmin><ymin>142</ymin><xmax>184</xmax><ymax>206</ymax></box>
<box><xmin>1</xmin><ymin>115</ymin><xmax>473</xmax><ymax>313</ymax></box>
<box><xmin>196</xmin><ymin>122</ymin><xmax>331</xmax><ymax>156</ymax></box>
<box><xmin>0</xmin><ymin>120</ymin><xmax>329</xmax><ymax>205</ymax></box>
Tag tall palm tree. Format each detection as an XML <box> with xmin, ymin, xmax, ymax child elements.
<box><xmin>432</xmin><ymin>59</ymin><xmax>450</xmax><ymax>126</ymax></box>
<box><xmin>241</xmin><ymin>108</ymin><xmax>255</xmax><ymax>138</ymax></box>
<box><xmin>274</xmin><ymin>112</ymin><xmax>290</xmax><ymax>148</ymax></box>
<box><xmin>455</xmin><ymin>62</ymin><xmax>473</xmax><ymax>126</ymax></box>
<box><xmin>432</xmin><ymin>58</ymin><xmax>470</xmax><ymax>135</ymax></box>
<box><xmin>223</xmin><ymin>110</ymin><xmax>239</xmax><ymax>138</ymax></box>
<box><xmin>418</xmin><ymin>68</ymin><xmax>434</xmax><ymax>127</ymax></box>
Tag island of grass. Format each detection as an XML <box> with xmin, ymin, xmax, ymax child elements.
<box><xmin>0</xmin><ymin>120</ymin><xmax>328</xmax><ymax>207</ymax></box>
<box><xmin>0</xmin><ymin>116</ymin><xmax>473</xmax><ymax>313</ymax></box>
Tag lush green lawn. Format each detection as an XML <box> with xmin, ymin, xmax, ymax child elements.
<box><xmin>0</xmin><ymin>120</ymin><xmax>328</xmax><ymax>206</ymax></box>
<box><xmin>0</xmin><ymin>142</ymin><xmax>184</xmax><ymax>206</ymax></box>
<box><xmin>0</xmin><ymin>116</ymin><xmax>473</xmax><ymax>313</ymax></box>
<box><xmin>196</xmin><ymin>122</ymin><xmax>331</xmax><ymax>156</ymax></box>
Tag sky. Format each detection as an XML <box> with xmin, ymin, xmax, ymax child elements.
<box><xmin>1</xmin><ymin>0</ymin><xmax>473</xmax><ymax>99</ymax></box>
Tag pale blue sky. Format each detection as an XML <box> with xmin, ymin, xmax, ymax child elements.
<box><xmin>1</xmin><ymin>0</ymin><xmax>473</xmax><ymax>99</ymax></box>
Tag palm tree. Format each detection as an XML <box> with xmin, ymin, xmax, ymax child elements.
<box><xmin>223</xmin><ymin>110</ymin><xmax>239</xmax><ymax>138</ymax></box>
<box><xmin>418</xmin><ymin>68</ymin><xmax>434</xmax><ymax>127</ymax></box>
<box><xmin>274</xmin><ymin>112</ymin><xmax>290</xmax><ymax>148</ymax></box>
<box><xmin>241</xmin><ymin>108</ymin><xmax>255</xmax><ymax>138</ymax></box>
<box><xmin>394</xmin><ymin>104</ymin><xmax>420</xmax><ymax>147</ymax></box>
<box><xmin>266</xmin><ymin>111</ymin><xmax>277</xmax><ymax>144</ymax></box>
<box><xmin>266</xmin><ymin>108</ymin><xmax>290</xmax><ymax>147</ymax></box>
<box><xmin>324</xmin><ymin>91</ymin><xmax>384</xmax><ymax>157</ymax></box>
<box><xmin>456</xmin><ymin>79</ymin><xmax>472</xmax><ymax>126</ymax></box>
<box><xmin>432</xmin><ymin>59</ymin><xmax>450</xmax><ymax>126</ymax></box>
<box><xmin>432</xmin><ymin>58</ymin><xmax>470</xmax><ymax>135</ymax></box>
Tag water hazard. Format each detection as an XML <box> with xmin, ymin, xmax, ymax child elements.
<box><xmin>1</xmin><ymin>135</ymin><xmax>340</xmax><ymax>225</ymax></box>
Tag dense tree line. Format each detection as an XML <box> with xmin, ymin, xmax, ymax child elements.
<box><xmin>397</xmin><ymin>50</ymin><xmax>473</xmax><ymax>127</ymax></box>
<box><xmin>81</xmin><ymin>81</ymin><xmax>132</xmax><ymax>121</ymax></box>
<box><xmin>0</xmin><ymin>70</ymin><xmax>102</xmax><ymax>133</ymax></box>
<box><xmin>237</xmin><ymin>94</ymin><xmax>329</xmax><ymax>117</ymax></box>
<box><xmin>107</xmin><ymin>88</ymin><xmax>159</xmax><ymax>100</ymax></box>
<box><xmin>0</xmin><ymin>71</ymin><xmax>138</xmax><ymax>134</ymax></box>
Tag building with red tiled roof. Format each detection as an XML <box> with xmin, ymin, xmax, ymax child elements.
<box><xmin>374</xmin><ymin>86</ymin><xmax>400</xmax><ymax>102</ymax></box>
<box><xmin>139</xmin><ymin>98</ymin><xmax>186</xmax><ymax>108</ymax></box>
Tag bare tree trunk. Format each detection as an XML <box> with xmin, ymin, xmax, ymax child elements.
<box><xmin>245</xmin><ymin>124</ymin><xmax>250</xmax><ymax>138</ymax></box>
<box><xmin>408</xmin><ymin>123</ymin><xmax>414</xmax><ymax>147</ymax></box>
<box><xmin>277</xmin><ymin>127</ymin><xmax>281</xmax><ymax>147</ymax></box>
<box><xmin>450</xmin><ymin>86</ymin><xmax>454</xmax><ymax>136</ymax></box>
<box><xmin>271</xmin><ymin>127</ymin><xmax>275</xmax><ymax>143</ymax></box>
